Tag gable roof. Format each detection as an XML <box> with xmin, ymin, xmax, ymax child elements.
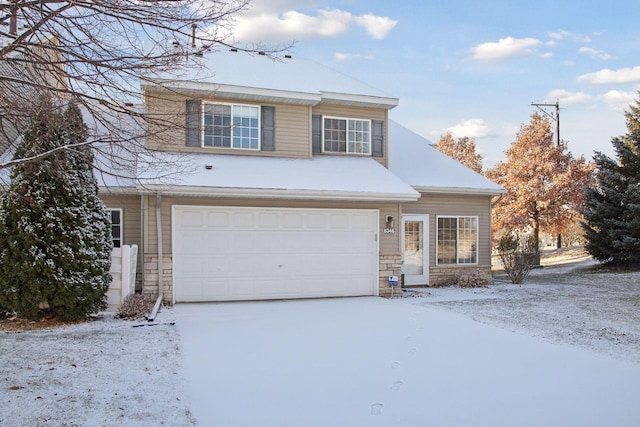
<box><xmin>142</xmin><ymin>50</ymin><xmax>399</xmax><ymax>109</ymax></box>
<box><xmin>388</xmin><ymin>120</ymin><xmax>505</xmax><ymax>196</ymax></box>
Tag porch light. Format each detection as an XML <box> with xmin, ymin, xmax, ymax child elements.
<box><xmin>385</xmin><ymin>215</ymin><xmax>394</xmax><ymax>229</ymax></box>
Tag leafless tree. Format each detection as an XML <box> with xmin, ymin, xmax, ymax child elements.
<box><xmin>0</xmin><ymin>0</ymin><xmax>285</xmax><ymax>180</ymax></box>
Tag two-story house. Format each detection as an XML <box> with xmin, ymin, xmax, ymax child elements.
<box><xmin>100</xmin><ymin>50</ymin><xmax>504</xmax><ymax>304</ymax></box>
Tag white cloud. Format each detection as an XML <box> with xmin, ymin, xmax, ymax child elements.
<box><xmin>546</xmin><ymin>89</ymin><xmax>593</xmax><ymax>105</ymax></box>
<box><xmin>577</xmin><ymin>66</ymin><xmax>640</xmax><ymax>85</ymax></box>
<box><xmin>578</xmin><ymin>46</ymin><xmax>612</xmax><ymax>60</ymax></box>
<box><xmin>541</xmin><ymin>52</ymin><xmax>553</xmax><ymax>58</ymax></box>
<box><xmin>602</xmin><ymin>90</ymin><xmax>637</xmax><ymax>111</ymax></box>
<box><xmin>470</xmin><ymin>37</ymin><xmax>541</xmax><ymax>61</ymax></box>
<box><xmin>548</xmin><ymin>30</ymin><xmax>591</xmax><ymax>43</ymax></box>
<box><xmin>441</xmin><ymin>119</ymin><xmax>491</xmax><ymax>139</ymax></box>
<box><xmin>353</xmin><ymin>14</ymin><xmax>397</xmax><ymax>40</ymax></box>
<box><xmin>231</xmin><ymin>9</ymin><xmax>352</xmax><ymax>43</ymax></box>
<box><xmin>227</xmin><ymin>4</ymin><xmax>396</xmax><ymax>44</ymax></box>
<box><xmin>335</xmin><ymin>52</ymin><xmax>374</xmax><ymax>61</ymax></box>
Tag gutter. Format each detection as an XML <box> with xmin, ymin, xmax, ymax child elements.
<box><xmin>491</xmin><ymin>193</ymin><xmax>505</xmax><ymax>207</ymax></box>
<box><xmin>413</xmin><ymin>186</ymin><xmax>507</xmax><ymax>196</ymax></box>
<box><xmin>137</xmin><ymin>185</ymin><xmax>420</xmax><ymax>203</ymax></box>
<box><xmin>146</xmin><ymin>192</ymin><xmax>163</xmax><ymax>321</ymax></box>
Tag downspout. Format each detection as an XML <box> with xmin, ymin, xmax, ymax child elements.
<box><xmin>139</xmin><ymin>194</ymin><xmax>145</xmax><ymax>292</ymax></box>
<box><xmin>491</xmin><ymin>194</ymin><xmax>504</xmax><ymax>207</ymax></box>
<box><xmin>147</xmin><ymin>192</ymin><xmax>163</xmax><ymax>321</ymax></box>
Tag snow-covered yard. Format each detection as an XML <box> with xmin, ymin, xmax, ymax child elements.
<box><xmin>417</xmin><ymin>258</ymin><xmax>640</xmax><ymax>365</ymax></box>
<box><xmin>0</xmin><ymin>313</ymin><xmax>195</xmax><ymax>427</ymax></box>
<box><xmin>1</xmin><ymin>255</ymin><xmax>640</xmax><ymax>426</ymax></box>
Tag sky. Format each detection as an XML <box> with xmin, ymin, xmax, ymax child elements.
<box><xmin>221</xmin><ymin>0</ymin><xmax>640</xmax><ymax>167</ymax></box>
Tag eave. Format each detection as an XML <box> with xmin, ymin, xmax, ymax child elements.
<box><xmin>142</xmin><ymin>80</ymin><xmax>399</xmax><ymax>109</ymax></box>
<box><xmin>413</xmin><ymin>186</ymin><xmax>507</xmax><ymax>196</ymax></box>
<box><xmin>137</xmin><ymin>185</ymin><xmax>420</xmax><ymax>203</ymax></box>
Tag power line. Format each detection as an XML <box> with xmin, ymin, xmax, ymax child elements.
<box><xmin>531</xmin><ymin>100</ymin><xmax>560</xmax><ymax>146</ymax></box>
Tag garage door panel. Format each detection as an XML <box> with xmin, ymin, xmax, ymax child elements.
<box><xmin>257</xmin><ymin>212</ymin><xmax>280</xmax><ymax>228</ymax></box>
<box><xmin>179</xmin><ymin>210</ymin><xmax>205</xmax><ymax>228</ymax></box>
<box><xmin>232</xmin><ymin>211</ymin><xmax>255</xmax><ymax>228</ymax></box>
<box><xmin>173</xmin><ymin>206</ymin><xmax>378</xmax><ymax>302</ymax></box>
<box><xmin>205</xmin><ymin>211</ymin><xmax>230</xmax><ymax>228</ymax></box>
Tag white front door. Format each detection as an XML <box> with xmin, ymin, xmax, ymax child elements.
<box><xmin>402</xmin><ymin>215</ymin><xmax>429</xmax><ymax>286</ymax></box>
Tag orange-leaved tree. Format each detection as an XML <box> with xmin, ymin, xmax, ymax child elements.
<box><xmin>435</xmin><ymin>133</ymin><xmax>483</xmax><ymax>173</ymax></box>
<box><xmin>486</xmin><ymin>113</ymin><xmax>594</xmax><ymax>251</ymax></box>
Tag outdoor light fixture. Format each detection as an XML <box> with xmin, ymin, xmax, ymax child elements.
<box><xmin>385</xmin><ymin>215</ymin><xmax>394</xmax><ymax>229</ymax></box>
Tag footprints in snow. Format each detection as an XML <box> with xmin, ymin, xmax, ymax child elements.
<box><xmin>371</xmin><ymin>336</ymin><xmax>416</xmax><ymax>416</ymax></box>
<box><xmin>390</xmin><ymin>380</ymin><xmax>405</xmax><ymax>391</ymax></box>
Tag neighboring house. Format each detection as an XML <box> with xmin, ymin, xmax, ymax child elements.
<box><xmin>99</xmin><ymin>50</ymin><xmax>504</xmax><ymax>304</ymax></box>
<box><xmin>0</xmin><ymin>34</ymin><xmax>67</xmax><ymax>154</ymax></box>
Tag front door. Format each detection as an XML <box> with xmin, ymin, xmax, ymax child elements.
<box><xmin>402</xmin><ymin>215</ymin><xmax>429</xmax><ymax>286</ymax></box>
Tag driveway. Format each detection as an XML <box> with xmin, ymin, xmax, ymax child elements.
<box><xmin>174</xmin><ymin>297</ymin><xmax>640</xmax><ymax>427</ymax></box>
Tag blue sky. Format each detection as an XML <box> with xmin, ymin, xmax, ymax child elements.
<box><xmin>225</xmin><ymin>0</ymin><xmax>640</xmax><ymax>167</ymax></box>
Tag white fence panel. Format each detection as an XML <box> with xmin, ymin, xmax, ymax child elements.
<box><xmin>107</xmin><ymin>244</ymin><xmax>138</xmax><ymax>310</ymax></box>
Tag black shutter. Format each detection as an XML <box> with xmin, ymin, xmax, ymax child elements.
<box><xmin>312</xmin><ymin>114</ymin><xmax>322</xmax><ymax>153</ymax></box>
<box><xmin>185</xmin><ymin>100</ymin><xmax>202</xmax><ymax>147</ymax></box>
<box><xmin>261</xmin><ymin>106</ymin><xmax>275</xmax><ymax>151</ymax></box>
<box><xmin>372</xmin><ymin>120</ymin><xmax>384</xmax><ymax>157</ymax></box>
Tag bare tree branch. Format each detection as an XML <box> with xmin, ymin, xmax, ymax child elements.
<box><xmin>0</xmin><ymin>0</ymin><xmax>290</xmax><ymax>180</ymax></box>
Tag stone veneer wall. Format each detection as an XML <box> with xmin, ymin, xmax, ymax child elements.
<box><xmin>429</xmin><ymin>265</ymin><xmax>493</xmax><ymax>286</ymax></box>
<box><xmin>143</xmin><ymin>252</ymin><xmax>406</xmax><ymax>302</ymax></box>
<box><xmin>379</xmin><ymin>253</ymin><xmax>402</xmax><ymax>297</ymax></box>
<box><xmin>143</xmin><ymin>254</ymin><xmax>173</xmax><ymax>303</ymax></box>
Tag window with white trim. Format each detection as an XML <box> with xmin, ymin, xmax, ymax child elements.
<box><xmin>437</xmin><ymin>216</ymin><xmax>478</xmax><ymax>265</ymax></box>
<box><xmin>203</xmin><ymin>103</ymin><xmax>260</xmax><ymax>150</ymax></box>
<box><xmin>323</xmin><ymin>117</ymin><xmax>371</xmax><ymax>154</ymax></box>
<box><xmin>107</xmin><ymin>209</ymin><xmax>122</xmax><ymax>248</ymax></box>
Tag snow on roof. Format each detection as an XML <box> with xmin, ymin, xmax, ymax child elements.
<box><xmin>137</xmin><ymin>152</ymin><xmax>420</xmax><ymax>202</ymax></box>
<box><xmin>388</xmin><ymin>120</ymin><xmax>505</xmax><ymax>195</ymax></box>
<box><xmin>146</xmin><ymin>50</ymin><xmax>398</xmax><ymax>108</ymax></box>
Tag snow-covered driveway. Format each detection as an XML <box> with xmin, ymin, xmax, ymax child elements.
<box><xmin>175</xmin><ymin>297</ymin><xmax>640</xmax><ymax>427</ymax></box>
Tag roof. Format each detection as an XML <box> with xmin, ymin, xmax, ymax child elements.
<box><xmin>143</xmin><ymin>50</ymin><xmax>399</xmax><ymax>109</ymax></box>
<box><xmin>136</xmin><ymin>152</ymin><xmax>420</xmax><ymax>202</ymax></box>
<box><xmin>388</xmin><ymin>120</ymin><xmax>505</xmax><ymax>196</ymax></box>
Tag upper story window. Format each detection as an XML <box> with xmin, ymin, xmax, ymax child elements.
<box><xmin>203</xmin><ymin>103</ymin><xmax>260</xmax><ymax>150</ymax></box>
<box><xmin>323</xmin><ymin>117</ymin><xmax>371</xmax><ymax>155</ymax></box>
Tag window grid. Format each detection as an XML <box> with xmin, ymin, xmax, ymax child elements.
<box><xmin>323</xmin><ymin>117</ymin><xmax>371</xmax><ymax>154</ymax></box>
<box><xmin>203</xmin><ymin>103</ymin><xmax>259</xmax><ymax>150</ymax></box>
<box><xmin>107</xmin><ymin>209</ymin><xmax>122</xmax><ymax>248</ymax></box>
<box><xmin>437</xmin><ymin>216</ymin><xmax>478</xmax><ymax>265</ymax></box>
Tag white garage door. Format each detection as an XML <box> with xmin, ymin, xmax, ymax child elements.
<box><xmin>173</xmin><ymin>206</ymin><xmax>379</xmax><ymax>302</ymax></box>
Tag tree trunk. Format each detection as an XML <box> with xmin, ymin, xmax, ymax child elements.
<box><xmin>533</xmin><ymin>214</ymin><xmax>540</xmax><ymax>254</ymax></box>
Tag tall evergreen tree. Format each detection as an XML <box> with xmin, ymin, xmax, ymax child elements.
<box><xmin>0</xmin><ymin>96</ymin><xmax>112</xmax><ymax>320</ymax></box>
<box><xmin>582</xmin><ymin>95</ymin><xmax>640</xmax><ymax>264</ymax></box>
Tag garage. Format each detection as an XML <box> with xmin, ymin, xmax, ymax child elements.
<box><xmin>172</xmin><ymin>206</ymin><xmax>379</xmax><ymax>302</ymax></box>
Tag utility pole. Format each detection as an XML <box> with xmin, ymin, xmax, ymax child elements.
<box><xmin>531</xmin><ymin>100</ymin><xmax>560</xmax><ymax>146</ymax></box>
<box><xmin>531</xmin><ymin>100</ymin><xmax>563</xmax><ymax>248</ymax></box>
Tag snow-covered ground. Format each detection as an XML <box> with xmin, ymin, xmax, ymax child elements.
<box><xmin>1</xmin><ymin>256</ymin><xmax>639</xmax><ymax>426</ymax></box>
<box><xmin>1</xmin><ymin>312</ymin><xmax>195</xmax><ymax>427</ymax></box>
<box><xmin>414</xmin><ymin>258</ymin><xmax>640</xmax><ymax>365</ymax></box>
